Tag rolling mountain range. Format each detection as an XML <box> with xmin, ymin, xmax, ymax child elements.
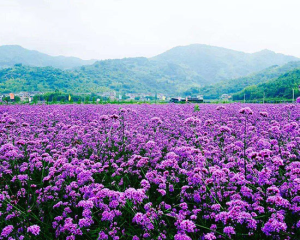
<box><xmin>0</xmin><ymin>44</ymin><xmax>299</xmax><ymax>97</ymax></box>
<box><xmin>152</xmin><ymin>44</ymin><xmax>299</xmax><ymax>83</ymax></box>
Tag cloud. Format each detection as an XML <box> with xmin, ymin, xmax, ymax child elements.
<box><xmin>0</xmin><ymin>0</ymin><xmax>299</xmax><ymax>59</ymax></box>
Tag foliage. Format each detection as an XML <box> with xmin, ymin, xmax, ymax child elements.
<box><xmin>1</xmin><ymin>95</ymin><xmax>20</xmax><ymax>102</ymax></box>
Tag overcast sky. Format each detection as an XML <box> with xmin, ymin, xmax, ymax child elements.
<box><xmin>0</xmin><ymin>0</ymin><xmax>299</xmax><ymax>60</ymax></box>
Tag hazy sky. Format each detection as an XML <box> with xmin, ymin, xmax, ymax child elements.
<box><xmin>0</xmin><ymin>0</ymin><xmax>300</xmax><ymax>60</ymax></box>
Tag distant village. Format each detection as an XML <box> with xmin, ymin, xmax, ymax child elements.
<box><xmin>0</xmin><ymin>91</ymin><xmax>232</xmax><ymax>102</ymax></box>
<box><xmin>0</xmin><ymin>91</ymin><xmax>169</xmax><ymax>102</ymax></box>
<box><xmin>0</xmin><ymin>91</ymin><xmax>44</xmax><ymax>102</ymax></box>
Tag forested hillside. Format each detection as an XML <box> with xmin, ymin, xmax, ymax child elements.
<box><xmin>233</xmin><ymin>69</ymin><xmax>300</xmax><ymax>100</ymax></box>
<box><xmin>0</xmin><ymin>58</ymin><xmax>204</xmax><ymax>94</ymax></box>
<box><xmin>184</xmin><ymin>61</ymin><xmax>300</xmax><ymax>98</ymax></box>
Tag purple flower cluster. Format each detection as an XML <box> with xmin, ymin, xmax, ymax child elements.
<box><xmin>0</xmin><ymin>103</ymin><xmax>300</xmax><ymax>239</ymax></box>
<box><xmin>27</xmin><ymin>225</ymin><xmax>40</xmax><ymax>236</ymax></box>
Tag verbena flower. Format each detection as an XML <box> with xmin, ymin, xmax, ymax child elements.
<box><xmin>1</xmin><ymin>225</ymin><xmax>14</xmax><ymax>237</ymax></box>
<box><xmin>27</xmin><ymin>225</ymin><xmax>40</xmax><ymax>236</ymax></box>
<box><xmin>239</xmin><ymin>107</ymin><xmax>253</xmax><ymax>115</ymax></box>
<box><xmin>0</xmin><ymin>104</ymin><xmax>299</xmax><ymax>239</ymax></box>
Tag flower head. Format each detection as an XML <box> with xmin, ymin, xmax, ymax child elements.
<box><xmin>239</xmin><ymin>107</ymin><xmax>253</xmax><ymax>115</ymax></box>
<box><xmin>27</xmin><ymin>225</ymin><xmax>40</xmax><ymax>236</ymax></box>
<box><xmin>1</xmin><ymin>225</ymin><xmax>14</xmax><ymax>237</ymax></box>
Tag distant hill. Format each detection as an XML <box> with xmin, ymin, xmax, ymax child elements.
<box><xmin>76</xmin><ymin>57</ymin><xmax>209</xmax><ymax>93</ymax></box>
<box><xmin>152</xmin><ymin>44</ymin><xmax>299</xmax><ymax>84</ymax></box>
<box><xmin>0</xmin><ymin>45</ymin><xmax>96</xmax><ymax>69</ymax></box>
<box><xmin>0</xmin><ymin>58</ymin><xmax>206</xmax><ymax>94</ymax></box>
<box><xmin>185</xmin><ymin>61</ymin><xmax>300</xmax><ymax>99</ymax></box>
<box><xmin>232</xmin><ymin>68</ymin><xmax>300</xmax><ymax>100</ymax></box>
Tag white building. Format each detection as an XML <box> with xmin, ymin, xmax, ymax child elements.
<box><xmin>220</xmin><ymin>94</ymin><xmax>231</xmax><ymax>101</ymax></box>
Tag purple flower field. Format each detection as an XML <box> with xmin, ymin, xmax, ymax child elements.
<box><xmin>0</xmin><ymin>104</ymin><xmax>300</xmax><ymax>240</ymax></box>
